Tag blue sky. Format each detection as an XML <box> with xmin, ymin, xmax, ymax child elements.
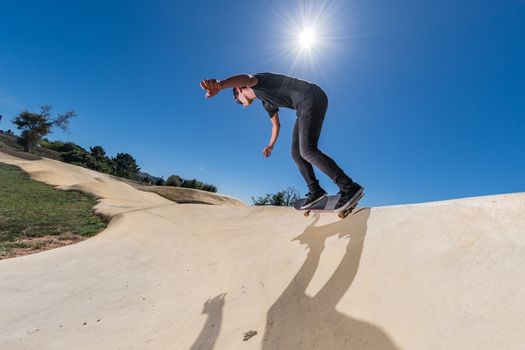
<box><xmin>0</xmin><ymin>0</ymin><xmax>524</xmax><ymax>207</ymax></box>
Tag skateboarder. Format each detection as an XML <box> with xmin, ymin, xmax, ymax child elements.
<box><xmin>200</xmin><ymin>72</ymin><xmax>363</xmax><ymax>211</ymax></box>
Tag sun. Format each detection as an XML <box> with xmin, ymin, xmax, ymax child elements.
<box><xmin>263</xmin><ymin>0</ymin><xmax>354</xmax><ymax>76</ymax></box>
<box><xmin>298</xmin><ymin>27</ymin><xmax>316</xmax><ymax>50</ymax></box>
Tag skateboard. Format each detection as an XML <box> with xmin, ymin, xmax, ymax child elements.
<box><xmin>293</xmin><ymin>190</ymin><xmax>364</xmax><ymax>219</ymax></box>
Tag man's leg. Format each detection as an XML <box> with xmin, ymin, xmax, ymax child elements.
<box><xmin>291</xmin><ymin>117</ymin><xmax>328</xmax><ymax>209</ymax></box>
<box><xmin>297</xmin><ymin>89</ymin><xmax>364</xmax><ymax>211</ymax></box>
<box><xmin>291</xmin><ymin>118</ymin><xmax>322</xmax><ymax>192</ymax></box>
<box><xmin>297</xmin><ymin>90</ymin><xmax>354</xmax><ymax>190</ymax></box>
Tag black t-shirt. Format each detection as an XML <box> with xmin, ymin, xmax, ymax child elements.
<box><xmin>252</xmin><ymin>72</ymin><xmax>319</xmax><ymax>117</ymax></box>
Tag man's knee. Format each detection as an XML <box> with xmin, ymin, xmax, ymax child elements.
<box><xmin>291</xmin><ymin>146</ymin><xmax>302</xmax><ymax>162</ymax></box>
<box><xmin>299</xmin><ymin>145</ymin><xmax>318</xmax><ymax>162</ymax></box>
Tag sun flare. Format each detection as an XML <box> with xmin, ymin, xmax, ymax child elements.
<box><xmin>299</xmin><ymin>28</ymin><xmax>316</xmax><ymax>50</ymax></box>
<box><xmin>264</xmin><ymin>1</ymin><xmax>353</xmax><ymax>76</ymax></box>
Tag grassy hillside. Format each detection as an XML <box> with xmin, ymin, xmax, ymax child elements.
<box><xmin>0</xmin><ymin>131</ymin><xmax>61</xmax><ymax>160</ymax></box>
<box><xmin>0</xmin><ymin>163</ymin><xmax>107</xmax><ymax>259</ymax></box>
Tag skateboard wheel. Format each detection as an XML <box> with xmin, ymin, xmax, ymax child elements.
<box><xmin>338</xmin><ymin>206</ymin><xmax>356</xmax><ymax>219</ymax></box>
<box><xmin>304</xmin><ymin>210</ymin><xmax>310</xmax><ymax>217</ymax></box>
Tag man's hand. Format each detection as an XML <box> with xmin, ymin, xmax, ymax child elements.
<box><xmin>262</xmin><ymin>145</ymin><xmax>273</xmax><ymax>157</ymax></box>
<box><xmin>200</xmin><ymin>79</ymin><xmax>222</xmax><ymax>98</ymax></box>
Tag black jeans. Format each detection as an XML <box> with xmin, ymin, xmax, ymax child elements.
<box><xmin>291</xmin><ymin>86</ymin><xmax>353</xmax><ymax>193</ymax></box>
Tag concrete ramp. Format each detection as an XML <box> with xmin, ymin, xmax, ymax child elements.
<box><xmin>1</xmin><ymin>151</ymin><xmax>524</xmax><ymax>349</ymax></box>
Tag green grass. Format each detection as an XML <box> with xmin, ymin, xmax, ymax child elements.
<box><xmin>0</xmin><ymin>163</ymin><xmax>107</xmax><ymax>259</ymax></box>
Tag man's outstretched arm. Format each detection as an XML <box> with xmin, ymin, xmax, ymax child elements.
<box><xmin>200</xmin><ymin>74</ymin><xmax>258</xmax><ymax>98</ymax></box>
<box><xmin>219</xmin><ymin>74</ymin><xmax>258</xmax><ymax>89</ymax></box>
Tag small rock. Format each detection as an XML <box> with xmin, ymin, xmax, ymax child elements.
<box><xmin>243</xmin><ymin>330</ymin><xmax>257</xmax><ymax>341</ymax></box>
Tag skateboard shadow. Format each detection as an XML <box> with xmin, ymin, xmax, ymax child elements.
<box><xmin>189</xmin><ymin>293</ymin><xmax>227</xmax><ymax>350</ymax></box>
<box><xmin>262</xmin><ymin>208</ymin><xmax>401</xmax><ymax>349</ymax></box>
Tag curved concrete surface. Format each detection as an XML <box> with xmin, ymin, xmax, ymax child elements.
<box><xmin>1</xmin><ymin>151</ymin><xmax>524</xmax><ymax>349</ymax></box>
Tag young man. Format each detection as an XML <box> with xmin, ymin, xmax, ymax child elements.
<box><xmin>200</xmin><ymin>72</ymin><xmax>363</xmax><ymax>211</ymax></box>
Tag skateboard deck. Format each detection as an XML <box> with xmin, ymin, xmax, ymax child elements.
<box><xmin>293</xmin><ymin>191</ymin><xmax>364</xmax><ymax>219</ymax></box>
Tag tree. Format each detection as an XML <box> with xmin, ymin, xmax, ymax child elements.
<box><xmin>90</xmin><ymin>146</ymin><xmax>107</xmax><ymax>160</ymax></box>
<box><xmin>164</xmin><ymin>175</ymin><xmax>217</xmax><ymax>192</ymax></box>
<box><xmin>166</xmin><ymin>175</ymin><xmax>183</xmax><ymax>187</ymax></box>
<box><xmin>252</xmin><ymin>187</ymin><xmax>301</xmax><ymax>206</ymax></box>
<box><xmin>181</xmin><ymin>178</ymin><xmax>199</xmax><ymax>189</ymax></box>
<box><xmin>88</xmin><ymin>146</ymin><xmax>113</xmax><ymax>173</ymax></box>
<box><xmin>12</xmin><ymin>105</ymin><xmax>76</xmax><ymax>152</ymax></box>
<box><xmin>111</xmin><ymin>152</ymin><xmax>140</xmax><ymax>179</ymax></box>
<box><xmin>155</xmin><ymin>177</ymin><xmax>165</xmax><ymax>186</ymax></box>
<box><xmin>201</xmin><ymin>184</ymin><xmax>218</xmax><ymax>193</ymax></box>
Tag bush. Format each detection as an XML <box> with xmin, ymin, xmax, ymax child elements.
<box><xmin>61</xmin><ymin>148</ymin><xmax>93</xmax><ymax>166</ymax></box>
<box><xmin>166</xmin><ymin>175</ymin><xmax>183</xmax><ymax>187</ymax></box>
<box><xmin>252</xmin><ymin>187</ymin><xmax>301</xmax><ymax>206</ymax></box>
<box><xmin>164</xmin><ymin>175</ymin><xmax>217</xmax><ymax>193</ymax></box>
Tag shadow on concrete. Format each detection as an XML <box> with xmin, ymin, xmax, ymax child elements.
<box><xmin>262</xmin><ymin>209</ymin><xmax>401</xmax><ymax>349</ymax></box>
<box><xmin>189</xmin><ymin>293</ymin><xmax>227</xmax><ymax>350</ymax></box>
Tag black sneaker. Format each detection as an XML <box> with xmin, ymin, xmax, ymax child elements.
<box><xmin>300</xmin><ymin>189</ymin><xmax>327</xmax><ymax>210</ymax></box>
<box><xmin>335</xmin><ymin>184</ymin><xmax>364</xmax><ymax>211</ymax></box>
